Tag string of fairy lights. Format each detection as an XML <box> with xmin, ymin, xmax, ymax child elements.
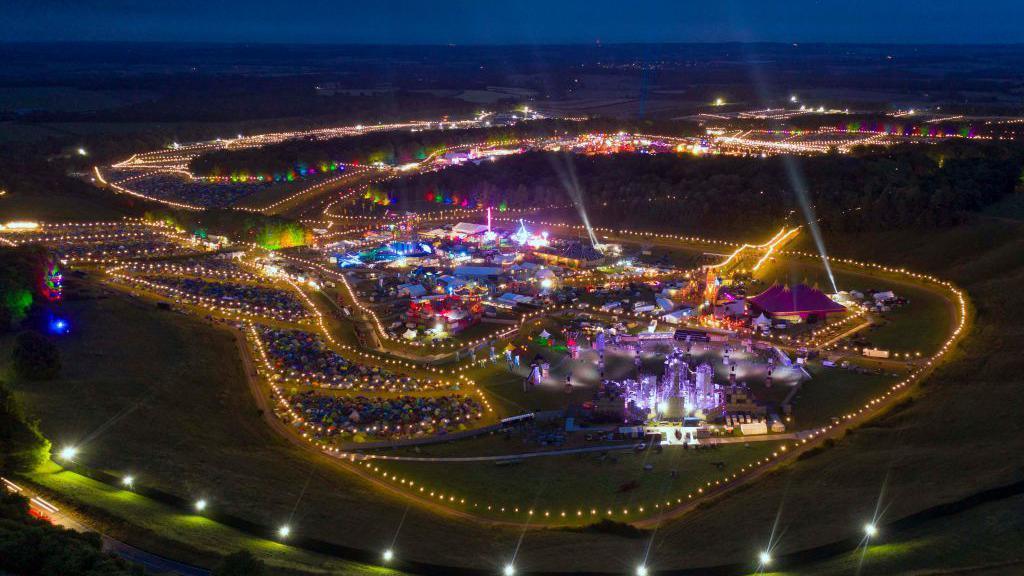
<box><xmin>106</xmin><ymin>265</ymin><xmax>313</xmax><ymax>324</ymax></box>
<box><xmin>78</xmin><ymin>233</ymin><xmax>498</xmax><ymax>431</ymax></box>
<box><xmin>245</xmin><ymin>322</ymin><xmax>492</xmax><ymax>440</ymax></box>
<box><xmin>0</xmin><ymin>219</ymin><xmax>207</xmax><ymax>264</ymax></box>
<box><xmin>28</xmin><ymin>115</ymin><xmax>974</xmax><ymax>557</ymax></box>
<box><xmin>294</xmin><ymin>249</ymin><xmax>968</xmax><ymax>524</ymax></box>
<box><xmin>30</xmin><ymin>215</ymin><xmax>967</xmax><ymax>576</ymax></box>
<box><xmin>198</xmin><ymin>213</ymin><xmax>965</xmax><ymax>521</ymax></box>
<box><xmin>6</xmin><ymin>215</ymin><xmax>921</xmax><ymax>378</ymax></box>
<box><xmin>49</xmin><ymin>239</ymin><xmax>968</xmax><ymax>541</ymax></box>
<box><xmin>282</xmin><ymin>219</ymin><xmax>889</xmax><ymax>365</ymax></box>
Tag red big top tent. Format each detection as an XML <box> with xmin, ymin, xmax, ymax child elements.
<box><xmin>748</xmin><ymin>283</ymin><xmax>845</xmax><ymax>321</ymax></box>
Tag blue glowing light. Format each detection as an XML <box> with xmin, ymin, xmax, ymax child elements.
<box><xmin>49</xmin><ymin>318</ymin><xmax>70</xmax><ymax>335</ymax></box>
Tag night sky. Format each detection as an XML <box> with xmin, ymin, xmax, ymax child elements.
<box><xmin>2</xmin><ymin>0</ymin><xmax>1022</xmax><ymax>44</ymax></box>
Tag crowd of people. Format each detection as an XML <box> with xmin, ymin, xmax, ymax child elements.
<box><xmin>286</xmin><ymin>391</ymin><xmax>484</xmax><ymax>441</ymax></box>
<box><xmin>256</xmin><ymin>326</ymin><xmax>444</xmax><ymax>391</ymax></box>
<box><xmin>142</xmin><ymin>276</ymin><xmax>310</xmax><ymax>320</ymax></box>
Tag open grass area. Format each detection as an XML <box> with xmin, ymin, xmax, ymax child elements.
<box><xmin>860</xmin><ymin>285</ymin><xmax>951</xmax><ymax>354</ymax></box>
<box><xmin>26</xmin><ymin>463</ymin><xmax>394</xmax><ymax>576</ymax></box>
<box><xmin>467</xmin><ymin>363</ymin><xmax>596</xmax><ymax>415</ymax></box>
<box><xmin>0</xmin><ymin>87</ymin><xmax>155</xmax><ymax>113</ymax></box>
<box><xmin>372</xmin><ymin>441</ymin><xmax>785</xmax><ymax>524</ymax></box>
<box><xmin>758</xmin><ymin>492</ymin><xmax>1024</xmax><ymax>576</ymax></box>
<box><xmin>790</xmin><ymin>365</ymin><xmax>898</xmax><ymax>428</ymax></box>
<box><xmin>370</xmin><ymin>428</ymin><xmax>633</xmax><ymax>459</ymax></box>
<box><xmin>0</xmin><ymin>187</ymin><xmax>133</xmax><ymax>222</ymax></box>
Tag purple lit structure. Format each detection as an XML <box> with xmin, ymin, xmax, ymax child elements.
<box><xmin>617</xmin><ymin>350</ymin><xmax>724</xmax><ymax>421</ymax></box>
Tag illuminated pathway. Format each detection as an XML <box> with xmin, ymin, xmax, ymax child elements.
<box><xmin>52</xmin><ymin>115</ymin><xmax>969</xmax><ymax>528</ymax></box>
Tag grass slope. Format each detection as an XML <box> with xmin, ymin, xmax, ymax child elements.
<box><xmin>3</xmin><ymin>214</ymin><xmax>1022</xmax><ymax>573</ymax></box>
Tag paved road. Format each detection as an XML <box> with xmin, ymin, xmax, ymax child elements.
<box><xmin>3</xmin><ymin>476</ymin><xmax>209</xmax><ymax>576</ymax></box>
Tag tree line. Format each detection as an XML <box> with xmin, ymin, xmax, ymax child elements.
<box><xmin>381</xmin><ymin>141</ymin><xmax>1024</xmax><ymax>236</ymax></box>
<box><xmin>188</xmin><ymin>118</ymin><xmax>701</xmax><ymax>176</ymax></box>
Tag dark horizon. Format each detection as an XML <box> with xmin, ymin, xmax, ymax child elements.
<box><xmin>4</xmin><ymin>40</ymin><xmax>1024</xmax><ymax>47</ymax></box>
<box><xmin>3</xmin><ymin>1</ymin><xmax>1023</xmax><ymax>45</ymax></box>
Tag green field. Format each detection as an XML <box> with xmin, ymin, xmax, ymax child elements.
<box><xmin>859</xmin><ymin>283</ymin><xmax>951</xmax><ymax>354</ymax></box>
<box><xmin>27</xmin><ymin>463</ymin><xmax>392</xmax><ymax>576</ymax></box>
<box><xmin>373</xmin><ymin>441</ymin><xmax>785</xmax><ymax>523</ymax></box>
<box><xmin>789</xmin><ymin>366</ymin><xmax>899</xmax><ymax>429</ymax></box>
<box><xmin>0</xmin><ymin>186</ymin><xmax>132</xmax><ymax>222</ymax></box>
<box><xmin>761</xmin><ymin>492</ymin><xmax>1024</xmax><ymax>576</ymax></box>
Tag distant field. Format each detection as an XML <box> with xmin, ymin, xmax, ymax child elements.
<box><xmin>0</xmin><ymin>86</ymin><xmax>154</xmax><ymax>113</ymax></box>
<box><xmin>0</xmin><ymin>188</ymin><xmax>131</xmax><ymax>221</ymax></box>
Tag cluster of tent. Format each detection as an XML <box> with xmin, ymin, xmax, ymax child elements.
<box><xmin>288</xmin><ymin>391</ymin><xmax>483</xmax><ymax>441</ymax></box>
<box><xmin>258</xmin><ymin>326</ymin><xmax>425</xmax><ymax>391</ymax></box>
